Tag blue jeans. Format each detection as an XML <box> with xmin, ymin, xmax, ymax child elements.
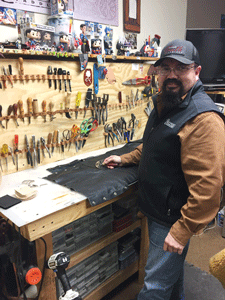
<box><xmin>138</xmin><ymin>219</ymin><xmax>189</xmax><ymax>300</ymax></box>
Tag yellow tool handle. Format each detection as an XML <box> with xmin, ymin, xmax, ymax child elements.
<box><xmin>76</xmin><ymin>92</ymin><xmax>82</xmax><ymax>106</ymax></box>
<box><xmin>1</xmin><ymin>144</ymin><xmax>8</xmax><ymax>155</ymax></box>
<box><xmin>18</xmin><ymin>57</ymin><xmax>24</xmax><ymax>75</ymax></box>
<box><xmin>32</xmin><ymin>99</ymin><xmax>39</xmax><ymax>114</ymax></box>
<box><xmin>27</xmin><ymin>97</ymin><xmax>33</xmax><ymax>114</ymax></box>
<box><xmin>18</xmin><ymin>100</ymin><xmax>24</xmax><ymax>115</ymax></box>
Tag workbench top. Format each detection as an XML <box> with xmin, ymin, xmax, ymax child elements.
<box><xmin>0</xmin><ymin>145</ymin><xmax>121</xmax><ymax>228</ymax></box>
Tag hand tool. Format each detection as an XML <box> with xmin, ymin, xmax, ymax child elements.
<box><xmin>79</xmin><ymin>117</ymin><xmax>98</xmax><ymax>148</ymax></box>
<box><xmin>18</xmin><ymin>57</ymin><xmax>24</xmax><ymax>84</ymax></box>
<box><xmin>2</xmin><ymin>67</ymin><xmax>7</xmax><ymax>89</ymax></box>
<box><xmin>62</xmin><ymin>69</ymin><xmax>67</xmax><ymax>92</ymax></box>
<box><xmin>0</xmin><ymin>105</ymin><xmax>5</xmax><ymax>128</ymax></box>
<box><xmin>18</xmin><ymin>100</ymin><xmax>25</xmax><ymax>122</ymax></box>
<box><xmin>126</xmin><ymin>95</ymin><xmax>132</xmax><ymax>110</ymax></box>
<box><xmin>32</xmin><ymin>99</ymin><xmax>38</xmax><ymax>117</ymax></box>
<box><xmin>42</xmin><ymin>100</ymin><xmax>47</xmax><ymax>122</ymax></box>
<box><xmin>27</xmin><ymin>97</ymin><xmax>33</xmax><ymax>124</ymax></box>
<box><xmin>47</xmin><ymin>66</ymin><xmax>53</xmax><ymax>88</ymax></box>
<box><xmin>61</xmin><ymin>137</ymin><xmax>65</xmax><ymax>153</ymax></box>
<box><xmin>102</xmin><ymin>94</ymin><xmax>109</xmax><ymax>125</ymax></box>
<box><xmin>47</xmin><ymin>132</ymin><xmax>53</xmax><ymax>154</ymax></box>
<box><xmin>40</xmin><ymin>137</ymin><xmax>51</xmax><ymax>158</ymax></box>
<box><xmin>25</xmin><ymin>135</ymin><xmax>33</xmax><ymax>166</ymax></box>
<box><xmin>52</xmin><ymin>130</ymin><xmax>58</xmax><ymax>155</ymax></box>
<box><xmin>1</xmin><ymin>144</ymin><xmax>8</xmax><ymax>171</ymax></box>
<box><xmin>122</xmin><ymin>75</ymin><xmax>151</xmax><ymax>86</ymax></box>
<box><xmin>113</xmin><ymin>122</ymin><xmax>122</xmax><ymax>141</ymax></box>
<box><xmin>12</xmin><ymin>103</ymin><xmax>19</xmax><ymax>127</ymax></box>
<box><xmin>104</xmin><ymin>124</ymin><xmax>114</xmax><ymax>147</ymax></box>
<box><xmin>67</xmin><ymin>71</ymin><xmax>72</xmax><ymax>92</ymax></box>
<box><xmin>65</xmin><ymin>92</ymin><xmax>71</xmax><ymax>119</ymax></box>
<box><xmin>37</xmin><ymin>139</ymin><xmax>40</xmax><ymax>164</ymax></box>
<box><xmin>63</xmin><ymin>129</ymin><xmax>74</xmax><ymax>150</ymax></box>
<box><xmin>8</xmin><ymin>146</ymin><xmax>15</xmax><ymax>165</ymax></box>
<box><xmin>71</xmin><ymin>125</ymin><xmax>80</xmax><ymax>152</ymax></box>
<box><xmin>7</xmin><ymin>65</ymin><xmax>13</xmax><ymax>87</ymax></box>
<box><xmin>53</xmin><ymin>67</ymin><xmax>57</xmax><ymax>89</ymax></box>
<box><xmin>56</xmin><ymin>130</ymin><xmax>60</xmax><ymax>152</ymax></box>
<box><xmin>6</xmin><ymin>105</ymin><xmax>13</xmax><ymax>129</ymax></box>
<box><xmin>97</xmin><ymin>97</ymin><xmax>102</xmax><ymax>125</ymax></box>
<box><xmin>0</xmin><ymin>157</ymin><xmax>2</xmax><ymax>171</ymax></box>
<box><xmin>144</xmin><ymin>101</ymin><xmax>152</xmax><ymax>116</ymax></box>
<box><xmin>58</xmin><ymin>68</ymin><xmax>63</xmax><ymax>91</ymax></box>
<box><xmin>84</xmin><ymin>88</ymin><xmax>92</xmax><ymax>118</ymax></box>
<box><xmin>93</xmin><ymin>63</ymin><xmax>99</xmax><ymax>94</ymax></box>
<box><xmin>128</xmin><ymin>113</ymin><xmax>136</xmax><ymax>140</ymax></box>
<box><xmin>49</xmin><ymin>101</ymin><xmax>55</xmax><ymax>121</ymax></box>
<box><xmin>134</xmin><ymin>89</ymin><xmax>139</xmax><ymax>104</ymax></box>
<box><xmin>75</xmin><ymin>92</ymin><xmax>81</xmax><ymax>119</ymax></box>
<box><xmin>14</xmin><ymin>134</ymin><xmax>19</xmax><ymax>171</ymax></box>
<box><xmin>131</xmin><ymin>90</ymin><xmax>135</xmax><ymax>108</ymax></box>
<box><xmin>91</xmin><ymin>93</ymin><xmax>98</xmax><ymax>120</ymax></box>
<box><xmin>32</xmin><ymin>135</ymin><xmax>37</xmax><ymax>166</ymax></box>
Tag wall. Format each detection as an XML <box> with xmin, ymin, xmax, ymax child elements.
<box><xmin>0</xmin><ymin>0</ymin><xmax>188</xmax><ymax>52</ymax></box>
<box><xmin>186</xmin><ymin>0</ymin><xmax>225</xmax><ymax>28</ymax></box>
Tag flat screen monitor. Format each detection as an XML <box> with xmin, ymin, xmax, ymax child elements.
<box><xmin>186</xmin><ymin>29</ymin><xmax>225</xmax><ymax>90</ymax></box>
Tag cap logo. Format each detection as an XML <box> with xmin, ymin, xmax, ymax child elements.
<box><xmin>164</xmin><ymin>45</ymin><xmax>185</xmax><ymax>56</ymax></box>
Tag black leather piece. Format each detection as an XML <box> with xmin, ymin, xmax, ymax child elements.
<box><xmin>44</xmin><ymin>141</ymin><xmax>141</xmax><ymax>206</ymax></box>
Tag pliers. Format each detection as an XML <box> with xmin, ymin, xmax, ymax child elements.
<box><xmin>104</xmin><ymin>124</ymin><xmax>114</xmax><ymax>147</ymax></box>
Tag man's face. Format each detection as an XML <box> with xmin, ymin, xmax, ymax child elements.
<box><xmin>158</xmin><ymin>58</ymin><xmax>201</xmax><ymax>96</ymax></box>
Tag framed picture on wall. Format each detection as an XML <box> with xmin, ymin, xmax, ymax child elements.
<box><xmin>123</xmin><ymin>0</ymin><xmax>141</xmax><ymax>33</ymax></box>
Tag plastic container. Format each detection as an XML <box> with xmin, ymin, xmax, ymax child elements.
<box><xmin>48</xmin><ymin>15</ymin><xmax>73</xmax><ymax>50</ymax></box>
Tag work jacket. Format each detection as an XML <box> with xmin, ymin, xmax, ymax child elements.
<box><xmin>138</xmin><ymin>80</ymin><xmax>224</xmax><ymax>227</ymax></box>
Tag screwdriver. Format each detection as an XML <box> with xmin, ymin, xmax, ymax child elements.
<box><xmin>47</xmin><ymin>66</ymin><xmax>53</xmax><ymax>88</ymax></box>
<box><xmin>67</xmin><ymin>71</ymin><xmax>72</xmax><ymax>92</ymax></box>
<box><xmin>37</xmin><ymin>139</ymin><xmax>40</xmax><ymax>164</ymax></box>
<box><xmin>27</xmin><ymin>97</ymin><xmax>33</xmax><ymax>124</ymax></box>
<box><xmin>75</xmin><ymin>92</ymin><xmax>81</xmax><ymax>119</ymax></box>
<box><xmin>32</xmin><ymin>99</ymin><xmax>38</xmax><ymax>118</ymax></box>
<box><xmin>18</xmin><ymin>57</ymin><xmax>24</xmax><ymax>84</ymax></box>
<box><xmin>53</xmin><ymin>67</ymin><xmax>57</xmax><ymax>89</ymax></box>
<box><xmin>13</xmin><ymin>103</ymin><xmax>19</xmax><ymax>127</ymax></box>
<box><xmin>52</xmin><ymin>130</ymin><xmax>58</xmax><ymax>155</ymax></box>
<box><xmin>18</xmin><ymin>100</ymin><xmax>25</xmax><ymax>122</ymax></box>
<box><xmin>47</xmin><ymin>132</ymin><xmax>53</xmax><ymax>155</ymax></box>
<box><xmin>49</xmin><ymin>101</ymin><xmax>55</xmax><ymax>121</ymax></box>
<box><xmin>14</xmin><ymin>134</ymin><xmax>19</xmax><ymax>171</ymax></box>
<box><xmin>1</xmin><ymin>144</ymin><xmax>8</xmax><ymax>171</ymax></box>
<box><xmin>8</xmin><ymin>65</ymin><xmax>13</xmax><ymax>87</ymax></box>
<box><xmin>2</xmin><ymin>67</ymin><xmax>7</xmax><ymax>89</ymax></box>
<box><xmin>8</xmin><ymin>146</ymin><xmax>15</xmax><ymax>165</ymax></box>
<box><xmin>58</xmin><ymin>68</ymin><xmax>63</xmax><ymax>91</ymax></box>
<box><xmin>42</xmin><ymin>100</ymin><xmax>47</xmax><ymax>122</ymax></box>
<box><xmin>6</xmin><ymin>105</ymin><xmax>13</xmax><ymax>129</ymax></box>
<box><xmin>62</xmin><ymin>69</ymin><xmax>67</xmax><ymax>92</ymax></box>
<box><xmin>0</xmin><ymin>105</ymin><xmax>5</xmax><ymax>128</ymax></box>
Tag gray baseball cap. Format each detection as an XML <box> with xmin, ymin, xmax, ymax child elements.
<box><xmin>154</xmin><ymin>39</ymin><xmax>200</xmax><ymax>67</ymax></box>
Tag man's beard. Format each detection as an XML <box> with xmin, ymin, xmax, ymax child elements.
<box><xmin>161</xmin><ymin>79</ymin><xmax>184</xmax><ymax>110</ymax></box>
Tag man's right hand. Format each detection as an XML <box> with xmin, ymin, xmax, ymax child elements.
<box><xmin>103</xmin><ymin>155</ymin><xmax>122</xmax><ymax>169</ymax></box>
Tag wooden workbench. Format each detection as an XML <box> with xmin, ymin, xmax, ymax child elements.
<box><xmin>0</xmin><ymin>146</ymin><xmax>148</xmax><ymax>300</ymax></box>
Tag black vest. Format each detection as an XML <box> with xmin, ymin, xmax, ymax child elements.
<box><xmin>138</xmin><ymin>80</ymin><xmax>224</xmax><ymax>226</ymax></box>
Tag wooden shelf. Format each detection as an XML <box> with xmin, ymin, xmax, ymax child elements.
<box><xmin>84</xmin><ymin>260</ymin><xmax>139</xmax><ymax>300</ymax></box>
<box><xmin>69</xmin><ymin>219</ymin><xmax>141</xmax><ymax>268</ymax></box>
<box><xmin>0</xmin><ymin>48</ymin><xmax>159</xmax><ymax>63</ymax></box>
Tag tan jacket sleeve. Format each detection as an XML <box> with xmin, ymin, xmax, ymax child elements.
<box><xmin>170</xmin><ymin>112</ymin><xmax>225</xmax><ymax>246</ymax></box>
<box><xmin>120</xmin><ymin>144</ymin><xmax>143</xmax><ymax>165</ymax></box>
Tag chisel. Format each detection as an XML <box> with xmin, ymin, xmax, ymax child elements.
<box><xmin>6</xmin><ymin>105</ymin><xmax>13</xmax><ymax>129</ymax></box>
<box><xmin>13</xmin><ymin>103</ymin><xmax>19</xmax><ymax>126</ymax></box>
<box><xmin>27</xmin><ymin>97</ymin><xmax>33</xmax><ymax>124</ymax></box>
<box><xmin>42</xmin><ymin>100</ymin><xmax>47</xmax><ymax>122</ymax></box>
<box><xmin>0</xmin><ymin>105</ymin><xmax>5</xmax><ymax>128</ymax></box>
<box><xmin>14</xmin><ymin>134</ymin><xmax>19</xmax><ymax>171</ymax></box>
<box><xmin>18</xmin><ymin>100</ymin><xmax>25</xmax><ymax>122</ymax></box>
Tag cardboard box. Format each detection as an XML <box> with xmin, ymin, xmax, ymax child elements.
<box><xmin>20</xmin><ymin>22</ymin><xmax>55</xmax><ymax>51</ymax></box>
<box><xmin>50</xmin><ymin>0</ymin><xmax>73</xmax><ymax>16</ymax></box>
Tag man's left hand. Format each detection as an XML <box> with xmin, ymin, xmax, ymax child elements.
<box><xmin>163</xmin><ymin>232</ymin><xmax>184</xmax><ymax>255</ymax></box>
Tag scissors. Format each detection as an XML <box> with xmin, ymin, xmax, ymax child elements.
<box><xmin>79</xmin><ymin>117</ymin><xmax>98</xmax><ymax>148</ymax></box>
<box><xmin>63</xmin><ymin>125</ymin><xmax>80</xmax><ymax>150</ymax></box>
<box><xmin>71</xmin><ymin>124</ymin><xmax>81</xmax><ymax>152</ymax></box>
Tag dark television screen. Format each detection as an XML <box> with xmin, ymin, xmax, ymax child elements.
<box><xmin>186</xmin><ymin>29</ymin><xmax>225</xmax><ymax>85</ymax></box>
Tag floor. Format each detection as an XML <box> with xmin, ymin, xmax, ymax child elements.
<box><xmin>102</xmin><ymin>221</ymin><xmax>225</xmax><ymax>300</ymax></box>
